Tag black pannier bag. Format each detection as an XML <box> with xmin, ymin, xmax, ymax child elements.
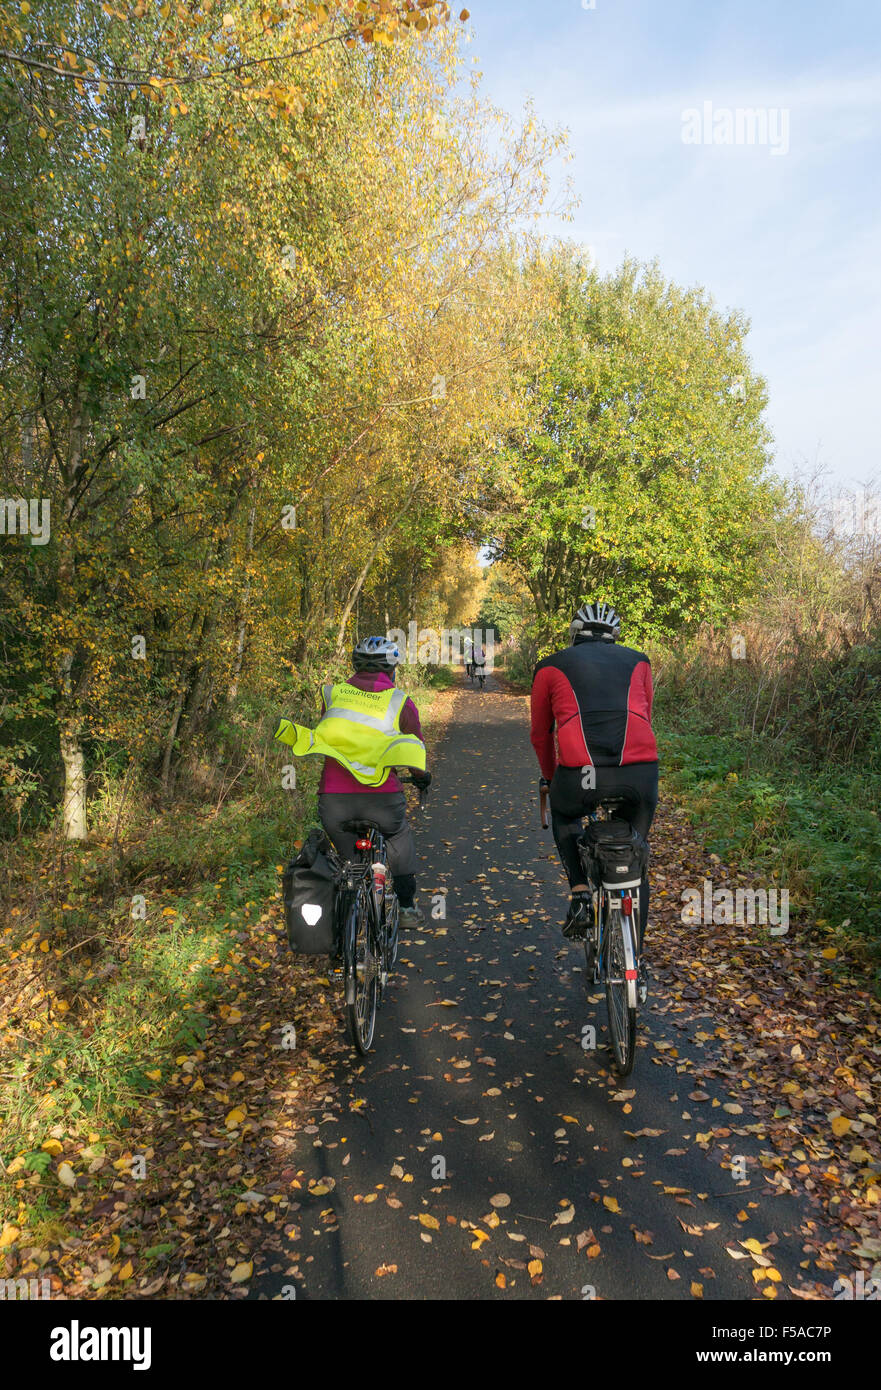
<box><xmin>578</xmin><ymin>818</ymin><xmax>649</xmax><ymax>890</ymax></box>
<box><xmin>282</xmin><ymin>828</ymin><xmax>339</xmax><ymax>954</ymax></box>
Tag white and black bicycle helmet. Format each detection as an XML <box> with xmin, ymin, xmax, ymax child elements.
<box><xmin>352</xmin><ymin>634</ymin><xmax>400</xmax><ymax>672</ymax></box>
<box><xmin>570</xmin><ymin>601</ymin><xmax>622</xmax><ymax>643</ymax></box>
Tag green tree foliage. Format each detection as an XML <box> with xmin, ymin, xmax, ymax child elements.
<box><xmin>485</xmin><ymin>249</ymin><xmax>779</xmax><ymax>653</ymax></box>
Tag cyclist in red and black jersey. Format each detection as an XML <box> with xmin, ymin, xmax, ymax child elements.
<box><xmin>530</xmin><ymin>601</ymin><xmax>659</xmax><ymax>941</ymax></box>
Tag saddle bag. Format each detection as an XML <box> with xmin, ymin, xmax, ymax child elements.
<box><xmin>281</xmin><ymin>828</ymin><xmax>338</xmax><ymax>954</ymax></box>
<box><xmin>579</xmin><ymin>818</ymin><xmax>649</xmax><ymax>890</ymax></box>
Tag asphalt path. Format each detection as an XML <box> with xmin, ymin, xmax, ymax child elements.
<box><xmin>258</xmin><ymin>672</ymin><xmax>833</xmax><ymax>1301</ymax></box>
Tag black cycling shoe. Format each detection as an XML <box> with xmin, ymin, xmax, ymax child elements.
<box><xmin>563</xmin><ymin>893</ymin><xmax>591</xmax><ymax>941</ymax></box>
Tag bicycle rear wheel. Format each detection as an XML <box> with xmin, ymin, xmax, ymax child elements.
<box><xmin>604</xmin><ymin>906</ymin><xmax>637</xmax><ymax>1075</ymax></box>
<box><xmin>344</xmin><ymin>883</ymin><xmax>378</xmax><ymax>1054</ymax></box>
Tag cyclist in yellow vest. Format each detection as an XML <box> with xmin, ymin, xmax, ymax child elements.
<box><xmin>275</xmin><ymin>636</ymin><xmax>431</xmax><ymax>925</ymax></box>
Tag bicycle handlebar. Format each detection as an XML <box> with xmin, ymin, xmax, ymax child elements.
<box><xmin>401</xmin><ymin>772</ymin><xmax>430</xmax><ymax>808</ymax></box>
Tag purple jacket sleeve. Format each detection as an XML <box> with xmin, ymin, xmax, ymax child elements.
<box><xmin>400</xmin><ymin>697</ymin><xmax>423</xmax><ymax>745</ymax></box>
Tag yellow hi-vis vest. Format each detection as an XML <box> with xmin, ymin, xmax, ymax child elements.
<box><xmin>274</xmin><ymin>681</ymin><xmax>426</xmax><ymax>787</ymax></box>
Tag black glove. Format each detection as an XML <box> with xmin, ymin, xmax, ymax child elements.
<box><xmin>411</xmin><ymin>770</ymin><xmax>432</xmax><ymax>790</ymax></box>
<box><xmin>539</xmin><ymin>776</ymin><xmax>550</xmax><ymax>790</ymax></box>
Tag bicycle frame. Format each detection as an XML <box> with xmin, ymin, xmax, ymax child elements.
<box><xmin>331</xmin><ymin>773</ymin><xmax>424</xmax><ymax>1052</ymax></box>
<box><xmin>537</xmin><ymin>786</ymin><xmax>641</xmax><ymax>1072</ymax></box>
<box><xmin>338</xmin><ymin>828</ymin><xmax>389</xmax><ymax>1006</ymax></box>
<box><xmin>583</xmin><ymin>811</ymin><xmax>639</xmax><ymax>1010</ymax></box>
<box><xmin>593</xmin><ymin>885</ymin><xmax>639</xmax><ymax>1009</ymax></box>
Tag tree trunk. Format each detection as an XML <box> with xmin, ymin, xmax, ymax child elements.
<box><xmin>228</xmin><ymin>501</ymin><xmax>256</xmax><ymax>701</ymax></box>
<box><xmin>160</xmin><ymin>685</ymin><xmax>188</xmax><ymax>799</ymax></box>
<box><xmin>57</xmin><ymin>395</ymin><xmax>88</xmax><ymax>839</ymax></box>
<box><xmin>321</xmin><ymin>499</ymin><xmax>332</xmax><ymax>624</ymax></box>
<box><xmin>59</xmin><ymin>715</ymin><xmax>88</xmax><ymax>840</ymax></box>
<box><xmin>334</xmin><ymin>476</ymin><xmax>421</xmax><ymax>652</ymax></box>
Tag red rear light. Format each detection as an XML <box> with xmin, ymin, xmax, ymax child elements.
<box><xmin>621</xmin><ymin>894</ymin><xmax>633</xmax><ymax>915</ymax></box>
<box><xmin>355</xmin><ymin>838</ymin><xmax>371</xmax><ymax>850</ymax></box>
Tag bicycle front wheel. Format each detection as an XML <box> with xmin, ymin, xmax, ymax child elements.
<box><xmin>604</xmin><ymin>907</ymin><xmax>638</xmax><ymax>1075</ymax></box>
<box><xmin>344</xmin><ymin>884</ymin><xmax>378</xmax><ymax>1054</ymax></box>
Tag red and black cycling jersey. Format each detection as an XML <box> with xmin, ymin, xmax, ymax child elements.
<box><xmin>530</xmin><ymin>639</ymin><xmax>658</xmax><ymax>778</ymax></box>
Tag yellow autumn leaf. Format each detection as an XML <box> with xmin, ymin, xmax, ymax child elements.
<box><xmin>41</xmin><ymin>1139</ymin><xmax>63</xmax><ymax>1155</ymax></box>
<box><xmin>109</xmin><ymin>1234</ymin><xmax>120</xmax><ymax>1257</ymax></box>
<box><xmin>117</xmin><ymin>1260</ymin><xmax>133</xmax><ymax>1281</ymax></box>
<box><xmin>470</xmin><ymin>1229</ymin><xmax>489</xmax><ymax>1249</ymax></box>
<box><xmin>691</xmin><ymin>1282</ymin><xmax>704</xmax><ymax>1298</ymax></box>
<box><xmin>527</xmin><ymin>1258</ymin><xmax>542</xmax><ymax>1277</ymax></box>
<box><xmin>230</xmin><ymin>1261</ymin><xmax>252</xmax><ymax>1283</ymax></box>
<box><xmin>145</xmin><ymin>1069</ymin><xmax>161</xmax><ymax>1081</ymax></box>
<box><xmin>418</xmin><ymin>1213</ymin><xmax>440</xmax><ymax>1229</ymax></box>
<box><xmin>225</xmin><ymin>1107</ymin><xmax>246</xmax><ymax>1127</ymax></box>
<box><xmin>831</xmin><ymin>1115</ymin><xmax>851</xmax><ymax>1137</ymax></box>
<box><xmin>0</xmin><ymin>1225</ymin><xmax>20</xmax><ymax>1249</ymax></box>
<box><xmin>602</xmin><ymin>1196</ymin><xmax>621</xmax><ymax>1213</ymax></box>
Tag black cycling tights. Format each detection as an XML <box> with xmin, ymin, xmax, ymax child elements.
<box><xmin>550</xmin><ymin>762</ymin><xmax>659</xmax><ymax>944</ymax></box>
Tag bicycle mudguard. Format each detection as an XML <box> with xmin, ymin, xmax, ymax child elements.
<box><xmin>610</xmin><ymin>903</ymin><xmax>639</xmax><ymax>1010</ymax></box>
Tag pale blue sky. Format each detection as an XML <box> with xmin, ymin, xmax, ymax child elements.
<box><xmin>462</xmin><ymin>0</ymin><xmax>880</xmax><ymax>486</ymax></box>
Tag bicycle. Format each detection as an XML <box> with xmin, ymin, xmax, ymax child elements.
<box><xmin>469</xmin><ymin>662</ymin><xmax>486</xmax><ymax>690</ymax></box>
<box><xmin>334</xmin><ymin>775</ymin><xmax>428</xmax><ymax>1055</ymax></box>
<box><xmin>540</xmin><ymin>784</ymin><xmax>645</xmax><ymax>1076</ymax></box>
